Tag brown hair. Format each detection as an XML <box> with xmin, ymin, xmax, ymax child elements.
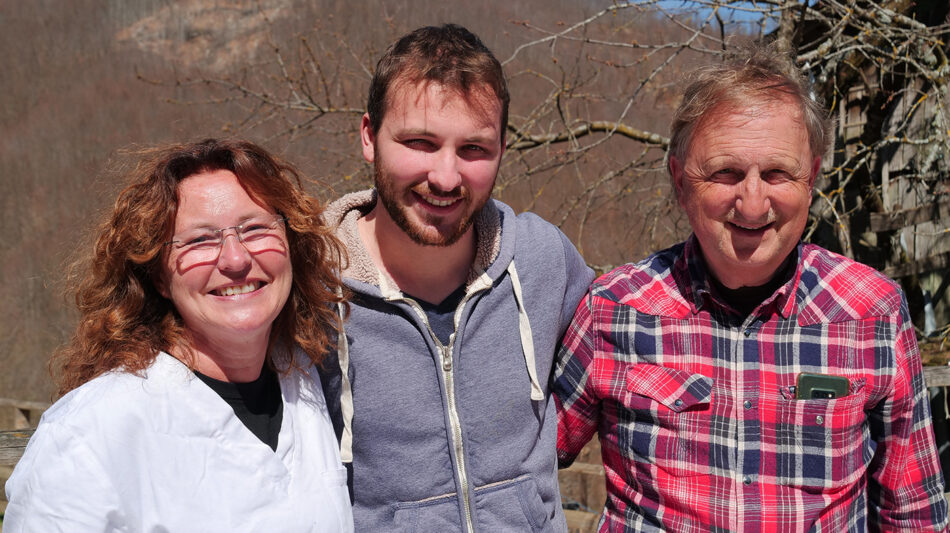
<box><xmin>366</xmin><ymin>23</ymin><xmax>509</xmax><ymax>144</ymax></box>
<box><xmin>666</xmin><ymin>42</ymin><xmax>833</xmax><ymax>184</ymax></box>
<box><xmin>53</xmin><ymin>138</ymin><xmax>346</xmax><ymax>395</ymax></box>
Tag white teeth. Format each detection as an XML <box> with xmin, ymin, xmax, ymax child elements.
<box><xmin>216</xmin><ymin>282</ymin><xmax>260</xmax><ymax>296</ymax></box>
<box><xmin>424</xmin><ymin>196</ymin><xmax>456</xmax><ymax>207</ymax></box>
<box><xmin>733</xmin><ymin>221</ymin><xmax>768</xmax><ymax>230</ymax></box>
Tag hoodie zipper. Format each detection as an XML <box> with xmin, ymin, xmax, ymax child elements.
<box><xmin>395</xmin><ymin>282</ymin><xmax>488</xmax><ymax>533</ymax></box>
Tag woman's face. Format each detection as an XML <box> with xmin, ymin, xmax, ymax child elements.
<box><xmin>159</xmin><ymin>169</ymin><xmax>293</xmax><ymax>352</ymax></box>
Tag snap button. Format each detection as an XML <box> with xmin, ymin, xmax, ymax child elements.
<box><xmin>815</xmin><ymin>415</ymin><xmax>824</xmax><ymax>425</ymax></box>
<box><xmin>743</xmin><ymin>475</ymin><xmax>752</xmax><ymax>485</ymax></box>
<box><xmin>743</xmin><ymin>328</ymin><xmax>752</xmax><ymax>337</ymax></box>
<box><xmin>674</xmin><ymin>399</ymin><xmax>684</xmax><ymax>407</ymax></box>
<box><xmin>743</xmin><ymin>400</ymin><xmax>752</xmax><ymax>410</ymax></box>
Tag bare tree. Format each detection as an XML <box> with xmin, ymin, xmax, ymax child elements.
<box><xmin>165</xmin><ymin>0</ymin><xmax>950</xmax><ymax>342</ymax></box>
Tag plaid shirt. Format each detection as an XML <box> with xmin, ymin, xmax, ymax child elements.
<box><xmin>555</xmin><ymin>237</ymin><xmax>948</xmax><ymax>532</ymax></box>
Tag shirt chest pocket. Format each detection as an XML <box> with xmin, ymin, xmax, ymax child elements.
<box><xmin>771</xmin><ymin>384</ymin><xmax>869</xmax><ymax>490</ymax></box>
<box><xmin>618</xmin><ymin>365</ymin><xmax>714</xmax><ymax>478</ymax></box>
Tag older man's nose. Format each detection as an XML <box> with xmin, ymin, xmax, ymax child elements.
<box><xmin>735</xmin><ymin>172</ymin><xmax>772</xmax><ymax>223</ymax></box>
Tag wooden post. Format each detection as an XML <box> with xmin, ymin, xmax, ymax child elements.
<box><xmin>0</xmin><ymin>430</ymin><xmax>33</xmax><ymax>467</ymax></box>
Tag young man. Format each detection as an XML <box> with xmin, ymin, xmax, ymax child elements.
<box><xmin>323</xmin><ymin>24</ymin><xmax>594</xmax><ymax>532</ymax></box>
<box><xmin>554</xmin><ymin>44</ymin><xmax>948</xmax><ymax>531</ymax></box>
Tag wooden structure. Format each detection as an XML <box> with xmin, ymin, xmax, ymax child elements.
<box><xmin>838</xmin><ymin>80</ymin><xmax>950</xmax><ymax>331</ymax></box>
<box><xmin>0</xmin><ymin>398</ymin><xmax>49</xmax><ymax>432</ymax></box>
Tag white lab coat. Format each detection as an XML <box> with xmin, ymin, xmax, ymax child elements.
<box><xmin>4</xmin><ymin>352</ymin><xmax>353</xmax><ymax>532</ymax></box>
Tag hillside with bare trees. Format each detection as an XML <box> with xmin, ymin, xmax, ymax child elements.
<box><xmin>2</xmin><ymin>0</ymin><xmax>949</xmax><ymax>408</ymax></box>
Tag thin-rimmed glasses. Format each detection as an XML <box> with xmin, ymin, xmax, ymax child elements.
<box><xmin>165</xmin><ymin>215</ymin><xmax>287</xmax><ymax>269</ymax></box>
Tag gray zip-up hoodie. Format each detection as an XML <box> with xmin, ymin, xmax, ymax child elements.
<box><xmin>321</xmin><ymin>190</ymin><xmax>594</xmax><ymax>532</ymax></box>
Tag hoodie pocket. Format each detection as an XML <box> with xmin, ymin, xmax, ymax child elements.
<box><xmin>392</xmin><ymin>492</ymin><xmax>462</xmax><ymax>533</ymax></box>
<box><xmin>391</xmin><ymin>476</ymin><xmax>549</xmax><ymax>532</ymax></box>
<box><xmin>472</xmin><ymin>475</ymin><xmax>550</xmax><ymax>532</ymax></box>
<box><xmin>620</xmin><ymin>364</ymin><xmax>713</xmax><ymax>478</ymax></box>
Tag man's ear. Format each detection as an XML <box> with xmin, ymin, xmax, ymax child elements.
<box><xmin>360</xmin><ymin>113</ymin><xmax>376</xmax><ymax>164</ymax></box>
<box><xmin>669</xmin><ymin>155</ymin><xmax>686</xmax><ymax>207</ymax></box>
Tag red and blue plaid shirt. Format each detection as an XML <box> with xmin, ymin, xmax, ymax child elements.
<box><xmin>555</xmin><ymin>237</ymin><xmax>948</xmax><ymax>532</ymax></box>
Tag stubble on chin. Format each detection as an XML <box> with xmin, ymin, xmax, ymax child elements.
<box><xmin>374</xmin><ymin>161</ymin><xmax>479</xmax><ymax>247</ymax></box>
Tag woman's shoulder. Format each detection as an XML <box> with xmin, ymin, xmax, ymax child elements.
<box><xmin>39</xmin><ymin>352</ymin><xmax>188</xmax><ymax>429</ymax></box>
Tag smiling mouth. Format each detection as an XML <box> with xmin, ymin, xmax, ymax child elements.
<box><xmin>418</xmin><ymin>193</ymin><xmax>462</xmax><ymax>208</ymax></box>
<box><xmin>426</xmin><ymin>197</ymin><xmax>454</xmax><ymax>207</ymax></box>
<box><xmin>730</xmin><ymin>220</ymin><xmax>773</xmax><ymax>232</ymax></box>
<box><xmin>213</xmin><ymin>281</ymin><xmax>262</xmax><ymax>296</ymax></box>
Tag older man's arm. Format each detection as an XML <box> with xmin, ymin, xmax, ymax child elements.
<box><xmin>553</xmin><ymin>292</ymin><xmax>601</xmax><ymax>468</ymax></box>
<box><xmin>867</xmin><ymin>293</ymin><xmax>949</xmax><ymax>532</ymax></box>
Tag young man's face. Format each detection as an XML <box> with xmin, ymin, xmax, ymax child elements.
<box><xmin>361</xmin><ymin>81</ymin><xmax>504</xmax><ymax>247</ymax></box>
<box><xmin>670</xmin><ymin>95</ymin><xmax>820</xmax><ymax>288</ymax></box>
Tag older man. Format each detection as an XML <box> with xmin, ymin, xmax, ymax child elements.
<box><xmin>322</xmin><ymin>24</ymin><xmax>593</xmax><ymax>531</ymax></box>
<box><xmin>554</xmin><ymin>45</ymin><xmax>948</xmax><ymax>531</ymax></box>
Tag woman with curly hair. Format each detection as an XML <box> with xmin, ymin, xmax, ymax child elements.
<box><xmin>4</xmin><ymin>138</ymin><xmax>353</xmax><ymax>531</ymax></box>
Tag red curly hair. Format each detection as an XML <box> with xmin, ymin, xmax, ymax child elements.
<box><xmin>53</xmin><ymin>138</ymin><xmax>346</xmax><ymax>395</ymax></box>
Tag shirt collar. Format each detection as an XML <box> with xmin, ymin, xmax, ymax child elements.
<box><xmin>677</xmin><ymin>235</ymin><xmax>803</xmax><ymax>319</ymax></box>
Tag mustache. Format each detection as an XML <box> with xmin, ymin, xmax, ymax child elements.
<box><xmin>726</xmin><ymin>208</ymin><xmax>776</xmax><ymax>228</ymax></box>
<box><xmin>411</xmin><ymin>183</ymin><xmax>465</xmax><ymax>198</ymax></box>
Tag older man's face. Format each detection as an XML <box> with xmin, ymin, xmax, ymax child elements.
<box><xmin>670</xmin><ymin>96</ymin><xmax>820</xmax><ymax>289</ymax></box>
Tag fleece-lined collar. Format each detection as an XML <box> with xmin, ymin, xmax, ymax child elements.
<box><xmin>324</xmin><ymin>189</ymin><xmax>503</xmax><ymax>290</ymax></box>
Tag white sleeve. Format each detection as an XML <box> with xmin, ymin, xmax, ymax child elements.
<box><xmin>4</xmin><ymin>422</ymin><xmax>126</xmax><ymax>532</ymax></box>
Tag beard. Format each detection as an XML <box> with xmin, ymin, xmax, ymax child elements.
<box><xmin>373</xmin><ymin>150</ymin><xmax>493</xmax><ymax>247</ymax></box>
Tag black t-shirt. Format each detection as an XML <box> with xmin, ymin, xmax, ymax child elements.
<box><xmin>409</xmin><ymin>284</ymin><xmax>468</xmax><ymax>346</ymax></box>
<box><xmin>710</xmin><ymin>255</ymin><xmax>796</xmax><ymax>317</ymax></box>
<box><xmin>194</xmin><ymin>364</ymin><xmax>283</xmax><ymax>451</ymax></box>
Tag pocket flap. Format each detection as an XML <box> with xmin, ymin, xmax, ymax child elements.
<box><xmin>625</xmin><ymin>365</ymin><xmax>713</xmax><ymax>412</ymax></box>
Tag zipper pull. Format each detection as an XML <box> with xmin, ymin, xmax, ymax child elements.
<box><xmin>441</xmin><ymin>346</ymin><xmax>452</xmax><ymax>371</ymax></box>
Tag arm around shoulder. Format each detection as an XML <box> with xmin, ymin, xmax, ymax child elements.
<box><xmin>553</xmin><ymin>291</ymin><xmax>600</xmax><ymax>468</ymax></box>
<box><xmin>866</xmin><ymin>293</ymin><xmax>948</xmax><ymax>531</ymax></box>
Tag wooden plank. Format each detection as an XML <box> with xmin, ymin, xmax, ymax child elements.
<box><xmin>0</xmin><ymin>430</ymin><xmax>33</xmax><ymax>467</ymax></box>
<box><xmin>869</xmin><ymin>199</ymin><xmax>950</xmax><ymax>232</ymax></box>
<box><xmin>12</xmin><ymin>408</ymin><xmax>29</xmax><ymax>430</ymax></box>
<box><xmin>883</xmin><ymin>251</ymin><xmax>950</xmax><ymax>279</ymax></box>
<box><xmin>0</xmin><ymin>398</ymin><xmax>50</xmax><ymax>411</ymax></box>
<box><xmin>564</xmin><ymin>462</ymin><xmax>605</xmax><ymax>476</ymax></box>
<box><xmin>565</xmin><ymin>509</ymin><xmax>600</xmax><ymax>533</ymax></box>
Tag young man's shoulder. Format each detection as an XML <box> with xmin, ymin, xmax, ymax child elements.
<box><xmin>490</xmin><ymin>199</ymin><xmax>561</xmax><ymax>239</ymax></box>
<box><xmin>489</xmin><ymin>199</ymin><xmax>594</xmax><ymax>288</ymax></box>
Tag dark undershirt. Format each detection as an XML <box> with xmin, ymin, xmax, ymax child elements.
<box><xmin>710</xmin><ymin>256</ymin><xmax>796</xmax><ymax>317</ymax></box>
<box><xmin>408</xmin><ymin>284</ymin><xmax>468</xmax><ymax>346</ymax></box>
<box><xmin>194</xmin><ymin>364</ymin><xmax>283</xmax><ymax>451</ymax></box>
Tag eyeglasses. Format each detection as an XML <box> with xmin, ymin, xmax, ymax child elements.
<box><xmin>166</xmin><ymin>215</ymin><xmax>287</xmax><ymax>268</ymax></box>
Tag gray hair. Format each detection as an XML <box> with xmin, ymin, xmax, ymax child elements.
<box><xmin>666</xmin><ymin>42</ymin><xmax>833</xmax><ymax>181</ymax></box>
